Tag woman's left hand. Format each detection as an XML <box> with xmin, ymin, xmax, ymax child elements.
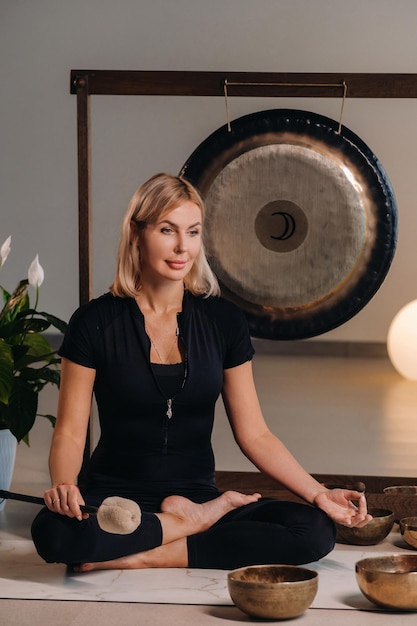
<box><xmin>313</xmin><ymin>489</ymin><xmax>372</xmax><ymax>527</ymax></box>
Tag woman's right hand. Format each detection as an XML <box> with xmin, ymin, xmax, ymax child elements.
<box><xmin>44</xmin><ymin>483</ymin><xmax>88</xmax><ymax>521</ymax></box>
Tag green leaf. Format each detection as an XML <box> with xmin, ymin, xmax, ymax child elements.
<box><xmin>0</xmin><ymin>339</ymin><xmax>13</xmax><ymax>404</ymax></box>
<box><xmin>39</xmin><ymin>413</ymin><xmax>56</xmax><ymax>428</ymax></box>
<box><xmin>0</xmin><ymin>316</ymin><xmax>49</xmax><ymax>340</ymax></box>
<box><xmin>26</xmin><ymin>309</ymin><xmax>68</xmax><ymax>334</ymax></box>
<box><xmin>11</xmin><ymin>343</ymin><xmax>30</xmax><ymax>364</ymax></box>
<box><xmin>3</xmin><ymin>376</ymin><xmax>38</xmax><ymax>442</ymax></box>
<box><xmin>19</xmin><ymin>318</ymin><xmax>50</xmax><ymax>333</ymax></box>
<box><xmin>19</xmin><ymin>365</ymin><xmax>60</xmax><ymax>390</ymax></box>
<box><xmin>19</xmin><ymin>414</ymin><xmax>56</xmax><ymax>446</ymax></box>
<box><xmin>1</xmin><ymin>285</ymin><xmax>11</xmax><ymax>306</ymax></box>
<box><xmin>0</xmin><ymin>318</ymin><xmax>26</xmax><ymax>339</ymax></box>
<box><xmin>0</xmin><ymin>280</ymin><xmax>29</xmax><ymax>323</ymax></box>
<box><xmin>15</xmin><ymin>352</ymin><xmax>58</xmax><ymax>369</ymax></box>
<box><xmin>0</xmin><ymin>311</ymin><xmax>66</xmax><ymax>341</ymax></box>
<box><xmin>36</xmin><ymin>367</ymin><xmax>61</xmax><ymax>387</ymax></box>
<box><xmin>22</xmin><ymin>332</ymin><xmax>54</xmax><ymax>357</ymax></box>
<box><xmin>11</xmin><ymin>335</ymin><xmax>56</xmax><ymax>369</ymax></box>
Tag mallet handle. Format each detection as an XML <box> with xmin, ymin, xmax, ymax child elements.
<box><xmin>0</xmin><ymin>489</ymin><xmax>98</xmax><ymax>514</ymax></box>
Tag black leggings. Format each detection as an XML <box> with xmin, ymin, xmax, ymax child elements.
<box><xmin>31</xmin><ymin>497</ymin><xmax>335</xmax><ymax>570</ymax></box>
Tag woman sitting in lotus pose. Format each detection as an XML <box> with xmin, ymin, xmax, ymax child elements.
<box><xmin>31</xmin><ymin>172</ymin><xmax>371</xmax><ymax>572</ymax></box>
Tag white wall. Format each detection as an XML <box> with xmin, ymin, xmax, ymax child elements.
<box><xmin>1</xmin><ymin>0</ymin><xmax>417</xmax><ymax>344</ymax></box>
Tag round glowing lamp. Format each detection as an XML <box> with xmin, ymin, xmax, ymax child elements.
<box><xmin>387</xmin><ymin>300</ymin><xmax>417</xmax><ymax>380</ymax></box>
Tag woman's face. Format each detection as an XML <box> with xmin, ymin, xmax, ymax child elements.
<box><xmin>138</xmin><ymin>201</ymin><xmax>202</xmax><ymax>284</ymax></box>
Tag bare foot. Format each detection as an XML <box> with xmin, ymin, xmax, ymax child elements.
<box><xmin>72</xmin><ymin>538</ymin><xmax>188</xmax><ymax>572</ymax></box>
<box><xmin>160</xmin><ymin>490</ymin><xmax>261</xmax><ymax>535</ymax></box>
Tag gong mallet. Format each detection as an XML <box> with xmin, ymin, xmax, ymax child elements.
<box><xmin>0</xmin><ymin>489</ymin><xmax>141</xmax><ymax>535</ymax></box>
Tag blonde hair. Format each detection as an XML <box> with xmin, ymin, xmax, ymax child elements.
<box><xmin>110</xmin><ymin>173</ymin><xmax>220</xmax><ymax>297</ymax></box>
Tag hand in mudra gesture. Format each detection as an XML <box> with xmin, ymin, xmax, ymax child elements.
<box><xmin>314</xmin><ymin>489</ymin><xmax>372</xmax><ymax>527</ymax></box>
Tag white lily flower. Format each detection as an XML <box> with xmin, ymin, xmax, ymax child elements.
<box><xmin>0</xmin><ymin>235</ymin><xmax>11</xmax><ymax>267</ymax></box>
<box><xmin>28</xmin><ymin>254</ymin><xmax>44</xmax><ymax>287</ymax></box>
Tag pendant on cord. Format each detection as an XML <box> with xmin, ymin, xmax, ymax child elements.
<box><xmin>166</xmin><ymin>398</ymin><xmax>173</xmax><ymax>419</ymax></box>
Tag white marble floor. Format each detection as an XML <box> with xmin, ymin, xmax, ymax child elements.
<box><xmin>1</xmin><ymin>503</ymin><xmax>415</xmax><ymax>610</ymax></box>
<box><xmin>2</xmin><ymin>354</ymin><xmax>417</xmax><ymax>625</ymax></box>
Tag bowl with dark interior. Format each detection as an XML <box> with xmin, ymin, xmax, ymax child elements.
<box><xmin>335</xmin><ymin>508</ymin><xmax>394</xmax><ymax>545</ymax></box>
<box><xmin>227</xmin><ymin>564</ymin><xmax>318</xmax><ymax>620</ymax></box>
<box><xmin>356</xmin><ymin>554</ymin><xmax>417</xmax><ymax>610</ymax></box>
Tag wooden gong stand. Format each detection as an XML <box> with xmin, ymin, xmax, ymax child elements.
<box><xmin>70</xmin><ymin>70</ymin><xmax>417</xmax><ymax>488</ymax></box>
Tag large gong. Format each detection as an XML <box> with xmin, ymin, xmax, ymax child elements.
<box><xmin>180</xmin><ymin>109</ymin><xmax>398</xmax><ymax>340</ymax></box>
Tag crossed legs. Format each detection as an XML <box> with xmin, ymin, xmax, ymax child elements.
<box><xmin>74</xmin><ymin>490</ymin><xmax>261</xmax><ymax>572</ymax></box>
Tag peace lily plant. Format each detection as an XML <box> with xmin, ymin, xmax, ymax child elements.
<box><xmin>0</xmin><ymin>236</ymin><xmax>67</xmax><ymax>445</ymax></box>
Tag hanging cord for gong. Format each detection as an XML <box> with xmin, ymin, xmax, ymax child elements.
<box><xmin>223</xmin><ymin>79</ymin><xmax>348</xmax><ymax>134</ymax></box>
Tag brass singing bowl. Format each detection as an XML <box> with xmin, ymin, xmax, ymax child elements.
<box><xmin>383</xmin><ymin>485</ymin><xmax>417</xmax><ymax>496</ymax></box>
<box><xmin>400</xmin><ymin>517</ymin><xmax>417</xmax><ymax>550</ymax></box>
<box><xmin>335</xmin><ymin>508</ymin><xmax>394</xmax><ymax>546</ymax></box>
<box><xmin>227</xmin><ymin>564</ymin><xmax>318</xmax><ymax>620</ymax></box>
<box><xmin>356</xmin><ymin>555</ymin><xmax>417</xmax><ymax>610</ymax></box>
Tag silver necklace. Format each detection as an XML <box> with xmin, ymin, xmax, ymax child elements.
<box><xmin>146</xmin><ymin>325</ymin><xmax>180</xmax><ymax>365</ymax></box>
<box><xmin>146</xmin><ymin>325</ymin><xmax>183</xmax><ymax>421</ymax></box>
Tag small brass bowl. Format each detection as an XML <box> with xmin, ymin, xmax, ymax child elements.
<box><xmin>227</xmin><ymin>564</ymin><xmax>318</xmax><ymax>620</ymax></box>
<box><xmin>356</xmin><ymin>555</ymin><xmax>417</xmax><ymax>610</ymax></box>
<box><xmin>383</xmin><ymin>485</ymin><xmax>417</xmax><ymax>495</ymax></box>
<box><xmin>335</xmin><ymin>508</ymin><xmax>394</xmax><ymax>545</ymax></box>
<box><xmin>400</xmin><ymin>517</ymin><xmax>417</xmax><ymax>549</ymax></box>
<box><xmin>383</xmin><ymin>487</ymin><xmax>417</xmax><ymax>521</ymax></box>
